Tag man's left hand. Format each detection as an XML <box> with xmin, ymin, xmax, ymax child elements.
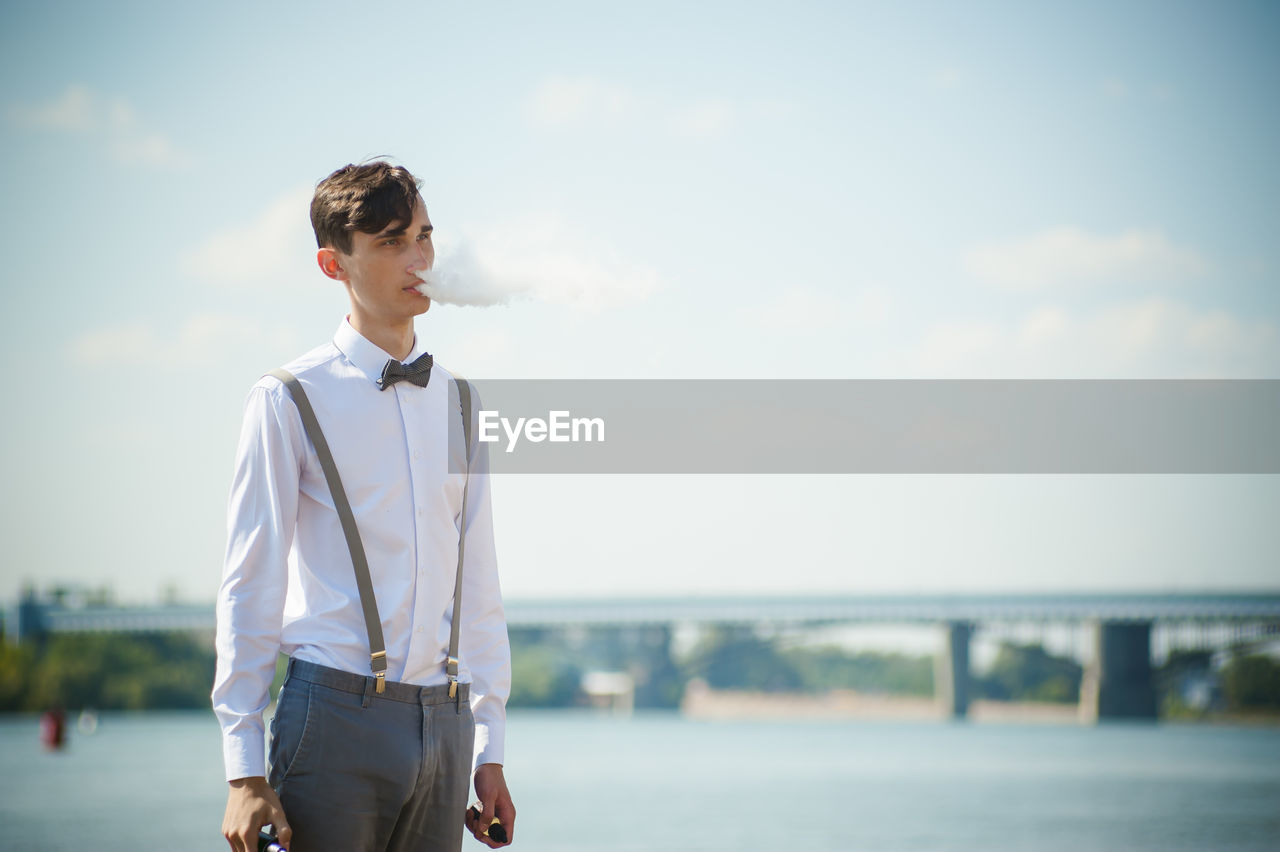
<box><xmin>467</xmin><ymin>763</ymin><xmax>515</xmax><ymax>847</ymax></box>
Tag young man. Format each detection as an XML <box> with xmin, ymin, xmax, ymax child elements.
<box><xmin>212</xmin><ymin>161</ymin><xmax>515</xmax><ymax>852</ymax></box>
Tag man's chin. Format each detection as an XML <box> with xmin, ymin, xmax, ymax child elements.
<box><xmin>403</xmin><ymin>289</ymin><xmax>432</xmax><ymax>315</ymax></box>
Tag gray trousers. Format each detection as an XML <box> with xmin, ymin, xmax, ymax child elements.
<box><xmin>268</xmin><ymin>658</ymin><xmax>476</xmax><ymax>852</ymax></box>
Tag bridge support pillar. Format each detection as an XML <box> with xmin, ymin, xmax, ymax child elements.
<box><xmin>1079</xmin><ymin>620</ymin><xmax>1157</xmax><ymax>722</ymax></box>
<box><xmin>13</xmin><ymin>590</ymin><xmax>46</xmax><ymax>644</ymax></box>
<box><xmin>935</xmin><ymin>621</ymin><xmax>973</xmax><ymax>719</ymax></box>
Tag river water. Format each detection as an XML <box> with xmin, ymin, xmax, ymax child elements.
<box><xmin>2</xmin><ymin>710</ymin><xmax>1277</xmax><ymax>851</ymax></box>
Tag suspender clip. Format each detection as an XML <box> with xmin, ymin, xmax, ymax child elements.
<box><xmin>447</xmin><ymin>655</ymin><xmax>460</xmax><ymax>700</ymax></box>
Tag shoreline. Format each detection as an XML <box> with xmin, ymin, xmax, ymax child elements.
<box><xmin>680</xmin><ymin>685</ymin><xmax>1280</xmax><ymax>726</ymax></box>
<box><xmin>680</xmin><ymin>682</ymin><xmax>1082</xmax><ymax>723</ymax></box>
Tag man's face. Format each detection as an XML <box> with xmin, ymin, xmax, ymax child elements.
<box><xmin>330</xmin><ymin>196</ymin><xmax>434</xmax><ymax>326</ymax></box>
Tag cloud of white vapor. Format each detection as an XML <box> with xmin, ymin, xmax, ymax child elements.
<box><xmin>413</xmin><ymin>222</ymin><xmax>660</xmax><ymax>311</ymax></box>
<box><xmin>414</xmin><ymin>239</ymin><xmax>515</xmax><ymax>307</ymax></box>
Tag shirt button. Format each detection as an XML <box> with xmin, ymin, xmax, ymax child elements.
<box><xmin>414</xmin><ymin>451</ymin><xmax>422</xmax><ymax>460</ymax></box>
<box><xmin>416</xmin><ymin>626</ymin><xmax>424</xmax><ymax>633</ymax></box>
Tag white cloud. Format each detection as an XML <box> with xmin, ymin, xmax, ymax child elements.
<box><xmin>929</xmin><ymin>67</ymin><xmax>967</xmax><ymax>90</ymax></box>
<box><xmin>1102</xmin><ymin>78</ymin><xmax>1130</xmax><ymax>99</ymax></box>
<box><xmin>67</xmin><ymin>321</ymin><xmax>163</xmax><ymax>365</ymax></box>
<box><xmin>69</xmin><ymin>313</ymin><xmax>303</xmax><ymax>369</ymax></box>
<box><xmin>182</xmin><ymin>186</ymin><xmax>316</xmax><ymax>286</ymax></box>
<box><xmin>735</xmin><ymin>284</ymin><xmax>892</xmax><ymax>332</ymax></box>
<box><xmin>897</xmin><ymin>298</ymin><xmax>1280</xmax><ymax>378</ymax></box>
<box><xmin>9</xmin><ymin>84</ymin><xmax>96</xmax><ymax>130</ymax></box>
<box><xmin>671</xmin><ymin>99</ymin><xmax>737</xmax><ymax>139</ymax></box>
<box><xmin>112</xmin><ymin>130</ymin><xmax>187</xmax><ymax>168</ymax></box>
<box><xmin>524</xmin><ymin>75</ymin><xmax>785</xmax><ymax>140</ymax></box>
<box><xmin>8</xmin><ymin>84</ymin><xmax>188</xmax><ymax>167</ymax></box>
<box><xmin>525</xmin><ymin>75</ymin><xmax>637</xmax><ymax>126</ymax></box>
<box><xmin>965</xmin><ymin>227</ymin><xmax>1209</xmax><ymax>291</ymax></box>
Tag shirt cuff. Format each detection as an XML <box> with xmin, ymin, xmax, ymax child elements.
<box><xmin>473</xmin><ymin>718</ymin><xmax>505</xmax><ymax>769</ymax></box>
<box><xmin>222</xmin><ymin>725</ymin><xmax>267</xmax><ymax>782</ymax></box>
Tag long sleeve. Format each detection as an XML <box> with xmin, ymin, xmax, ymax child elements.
<box><xmin>211</xmin><ymin>383</ymin><xmax>302</xmax><ymax>781</ymax></box>
<box><xmin>459</xmin><ymin>387</ymin><xmax>512</xmax><ymax>769</ymax></box>
<box><xmin>211</xmin><ymin>327</ymin><xmax>516</xmax><ymax>782</ymax></box>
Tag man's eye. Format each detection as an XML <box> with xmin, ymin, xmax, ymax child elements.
<box><xmin>382</xmin><ymin>239</ymin><xmax>400</xmax><ymax>247</ymax></box>
<box><xmin>418</xmin><ymin>232</ymin><xmax>432</xmax><ymax>241</ymax></box>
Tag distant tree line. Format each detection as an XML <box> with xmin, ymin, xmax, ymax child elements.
<box><xmin>1222</xmin><ymin>654</ymin><xmax>1280</xmax><ymax>710</ymax></box>
<box><xmin>1157</xmin><ymin>648</ymin><xmax>1280</xmax><ymax>716</ymax></box>
<box><xmin>0</xmin><ymin>632</ymin><xmax>215</xmax><ymax>712</ymax></box>
<box><xmin>509</xmin><ymin>625</ymin><xmax>1280</xmax><ymax>715</ymax></box>
<box><xmin>509</xmin><ymin>624</ymin><xmax>936</xmax><ymax>709</ymax></box>
<box><xmin>972</xmin><ymin>642</ymin><xmax>1082</xmax><ymax>703</ymax></box>
<box><xmin>3</xmin><ymin>626</ymin><xmax>1278</xmax><ymax>716</ymax></box>
<box><xmin>681</xmin><ymin>626</ymin><xmax>934</xmax><ymax>698</ymax></box>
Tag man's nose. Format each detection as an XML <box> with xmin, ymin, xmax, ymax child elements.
<box><xmin>407</xmin><ymin>241</ymin><xmax>433</xmax><ymax>273</ymax></box>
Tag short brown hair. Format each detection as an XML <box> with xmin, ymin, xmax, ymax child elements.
<box><xmin>310</xmin><ymin>161</ymin><xmax>422</xmax><ymax>254</ymax></box>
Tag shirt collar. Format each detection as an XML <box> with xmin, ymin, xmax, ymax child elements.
<box><xmin>333</xmin><ymin>318</ymin><xmax>425</xmax><ymax>387</ymax></box>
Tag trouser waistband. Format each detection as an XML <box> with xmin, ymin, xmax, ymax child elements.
<box><xmin>286</xmin><ymin>658</ymin><xmax>469</xmax><ymax>706</ymax></box>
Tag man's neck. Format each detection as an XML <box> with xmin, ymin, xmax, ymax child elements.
<box><xmin>348</xmin><ymin>315</ymin><xmax>415</xmax><ymax>362</ymax></box>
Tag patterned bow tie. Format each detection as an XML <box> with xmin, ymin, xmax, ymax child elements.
<box><xmin>377</xmin><ymin>352</ymin><xmax>433</xmax><ymax>390</ymax></box>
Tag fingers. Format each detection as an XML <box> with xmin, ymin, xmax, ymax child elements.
<box><xmin>475</xmin><ymin>826</ymin><xmax>503</xmax><ymax>848</ymax></box>
<box><xmin>493</xmin><ymin>801</ymin><xmax>515</xmax><ymax>846</ymax></box>
<box><xmin>477</xmin><ymin>787</ymin><xmax>497</xmax><ymax>844</ymax></box>
<box><xmin>222</xmin><ymin>798</ymin><xmax>253</xmax><ymax>852</ymax></box>
<box><xmin>482</xmin><ymin>811</ymin><xmax>514</xmax><ymax>846</ymax></box>
<box><xmin>223</xmin><ymin>778</ymin><xmax>288</xmax><ymax>852</ymax></box>
<box><xmin>471</xmin><ymin>765</ymin><xmax>515</xmax><ymax>848</ymax></box>
<box><xmin>225</xmin><ymin>822</ymin><xmax>262</xmax><ymax>852</ymax></box>
<box><xmin>467</xmin><ymin>802</ymin><xmax>495</xmax><ymax>847</ymax></box>
<box><xmin>465</xmin><ymin>803</ymin><xmax>483</xmax><ymax>841</ymax></box>
<box><xmin>465</xmin><ymin>801</ymin><xmax>510</xmax><ymax>848</ymax></box>
<box><xmin>223</xmin><ymin>825</ymin><xmax>253</xmax><ymax>852</ymax></box>
<box><xmin>271</xmin><ymin>805</ymin><xmax>293</xmax><ymax>850</ymax></box>
<box><xmin>488</xmin><ymin>781</ymin><xmax>515</xmax><ymax>846</ymax></box>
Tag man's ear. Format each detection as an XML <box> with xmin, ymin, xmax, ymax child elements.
<box><xmin>317</xmin><ymin>248</ymin><xmax>347</xmax><ymax>281</ymax></box>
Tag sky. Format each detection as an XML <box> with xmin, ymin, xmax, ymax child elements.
<box><xmin>0</xmin><ymin>0</ymin><xmax>1277</xmax><ymax>606</ymax></box>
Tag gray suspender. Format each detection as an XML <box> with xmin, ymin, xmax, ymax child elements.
<box><xmin>448</xmin><ymin>378</ymin><xmax>472</xmax><ymax>698</ymax></box>
<box><xmin>268</xmin><ymin>368</ymin><xmax>474</xmax><ymax>696</ymax></box>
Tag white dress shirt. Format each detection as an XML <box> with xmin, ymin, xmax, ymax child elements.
<box><xmin>212</xmin><ymin>319</ymin><xmax>510</xmax><ymax>782</ymax></box>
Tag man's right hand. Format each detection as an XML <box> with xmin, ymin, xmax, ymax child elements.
<box><xmin>222</xmin><ymin>776</ymin><xmax>291</xmax><ymax>852</ymax></box>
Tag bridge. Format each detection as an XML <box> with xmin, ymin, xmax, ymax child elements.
<box><xmin>501</xmin><ymin>593</ymin><xmax>1280</xmax><ymax>626</ymax></box>
<box><xmin>9</xmin><ymin>592</ymin><xmax>1279</xmax><ymax>721</ymax></box>
<box><xmin>508</xmin><ymin>594</ymin><xmax>1280</xmax><ymax>722</ymax></box>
